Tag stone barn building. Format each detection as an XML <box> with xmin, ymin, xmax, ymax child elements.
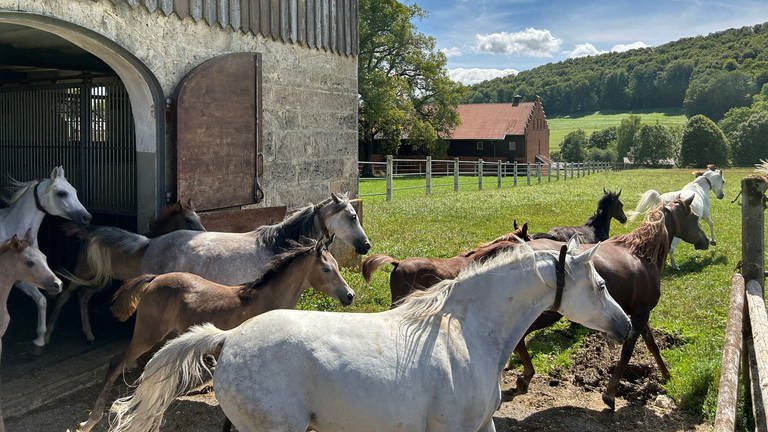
<box><xmin>0</xmin><ymin>0</ymin><xmax>360</xmax><ymax>232</ymax></box>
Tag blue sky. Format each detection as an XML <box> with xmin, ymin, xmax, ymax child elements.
<box><xmin>405</xmin><ymin>0</ymin><xmax>768</xmax><ymax>85</ymax></box>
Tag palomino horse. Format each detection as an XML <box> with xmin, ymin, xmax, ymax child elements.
<box><xmin>44</xmin><ymin>200</ymin><xmax>206</xmax><ymax>345</ymax></box>
<box><xmin>519</xmin><ymin>196</ymin><xmax>710</xmax><ymax>408</ymax></box>
<box><xmin>77</xmin><ymin>237</ymin><xmax>353</xmax><ymax>432</ymax></box>
<box><xmin>107</xmin><ymin>240</ymin><xmax>631</xmax><ymax>432</ymax></box>
<box><xmin>0</xmin><ymin>166</ymin><xmax>91</xmax><ymax>347</ymax></box>
<box><xmin>362</xmin><ymin>221</ymin><xmax>530</xmax><ymax>306</ymax></box>
<box><xmin>531</xmin><ymin>189</ymin><xmax>627</xmax><ymax>243</ymax></box>
<box><xmin>80</xmin><ymin>193</ymin><xmax>370</xmax><ymax>288</ymax></box>
<box><xmin>0</xmin><ymin>230</ymin><xmax>62</xmax><ymax>432</ymax></box>
<box><xmin>630</xmin><ymin>165</ymin><xmax>724</xmax><ymax>269</ymax></box>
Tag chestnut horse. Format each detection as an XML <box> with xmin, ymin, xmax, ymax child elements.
<box><xmin>362</xmin><ymin>221</ymin><xmax>530</xmax><ymax>306</ymax></box>
<box><xmin>519</xmin><ymin>195</ymin><xmax>710</xmax><ymax>409</ymax></box>
<box><xmin>531</xmin><ymin>189</ymin><xmax>627</xmax><ymax>243</ymax></box>
<box><xmin>45</xmin><ymin>200</ymin><xmax>206</xmax><ymax>345</ymax></box>
<box><xmin>77</xmin><ymin>237</ymin><xmax>353</xmax><ymax>432</ymax></box>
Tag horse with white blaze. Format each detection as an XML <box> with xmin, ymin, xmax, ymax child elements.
<box><xmin>108</xmin><ymin>238</ymin><xmax>631</xmax><ymax>432</ymax></box>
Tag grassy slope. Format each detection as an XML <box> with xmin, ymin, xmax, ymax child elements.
<box><xmin>300</xmin><ymin>167</ymin><xmax>752</xmax><ymax>424</ymax></box>
<box><xmin>548</xmin><ymin>109</ymin><xmax>688</xmax><ymax>152</ymax></box>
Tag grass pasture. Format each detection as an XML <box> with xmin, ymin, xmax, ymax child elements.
<box><xmin>548</xmin><ymin>109</ymin><xmax>688</xmax><ymax>151</ymax></box>
<box><xmin>300</xmin><ymin>167</ymin><xmax>754</xmax><ymax>424</ymax></box>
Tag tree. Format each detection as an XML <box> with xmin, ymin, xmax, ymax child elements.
<box><xmin>616</xmin><ymin>115</ymin><xmax>642</xmax><ymax>162</ymax></box>
<box><xmin>560</xmin><ymin>129</ymin><xmax>587</xmax><ymax>162</ymax></box>
<box><xmin>683</xmin><ymin>70</ymin><xmax>754</xmax><ymax>121</ymax></box>
<box><xmin>358</xmin><ymin>0</ymin><xmax>466</xmax><ymax>160</ymax></box>
<box><xmin>678</xmin><ymin>115</ymin><xmax>729</xmax><ymax>167</ymax></box>
<box><xmin>629</xmin><ymin>124</ymin><xmax>676</xmax><ymax>166</ymax></box>
<box><xmin>731</xmin><ymin>112</ymin><xmax>768</xmax><ymax>166</ymax></box>
<box><xmin>587</xmin><ymin>127</ymin><xmax>617</xmax><ymax>150</ymax></box>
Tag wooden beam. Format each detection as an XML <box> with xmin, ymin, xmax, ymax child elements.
<box><xmin>747</xmin><ymin>279</ymin><xmax>768</xmax><ymax>431</ymax></box>
<box><xmin>715</xmin><ymin>274</ymin><xmax>745</xmax><ymax>431</ymax></box>
<box><xmin>742</xmin><ymin>177</ymin><xmax>766</xmax><ymax>292</ymax></box>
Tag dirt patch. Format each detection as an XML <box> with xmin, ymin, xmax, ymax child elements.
<box><xmin>6</xmin><ymin>329</ymin><xmax>710</xmax><ymax>432</ymax></box>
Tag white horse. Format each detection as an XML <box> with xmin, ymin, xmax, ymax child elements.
<box><xmin>78</xmin><ymin>193</ymin><xmax>370</xmax><ymax>288</ymax></box>
<box><xmin>0</xmin><ymin>167</ymin><xmax>92</xmax><ymax>347</ymax></box>
<box><xmin>108</xmin><ymin>238</ymin><xmax>631</xmax><ymax>432</ymax></box>
<box><xmin>629</xmin><ymin>166</ymin><xmax>725</xmax><ymax>269</ymax></box>
<box><xmin>0</xmin><ymin>230</ymin><xmax>62</xmax><ymax>432</ymax></box>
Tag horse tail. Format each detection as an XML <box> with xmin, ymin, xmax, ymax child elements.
<box><xmin>110</xmin><ymin>275</ymin><xmax>157</xmax><ymax>321</ymax></box>
<box><xmin>361</xmin><ymin>254</ymin><xmax>399</xmax><ymax>282</ymax></box>
<box><xmin>109</xmin><ymin>323</ymin><xmax>229</xmax><ymax>432</ymax></box>
<box><xmin>80</xmin><ymin>227</ymin><xmax>151</xmax><ymax>288</ymax></box>
<box><xmin>628</xmin><ymin>189</ymin><xmax>662</xmax><ymax>221</ymax></box>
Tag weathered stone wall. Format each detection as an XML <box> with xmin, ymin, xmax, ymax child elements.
<box><xmin>0</xmin><ymin>0</ymin><xmax>359</xmax><ymax>211</ymax></box>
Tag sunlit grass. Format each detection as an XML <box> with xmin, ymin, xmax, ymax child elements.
<box><xmin>300</xmin><ymin>166</ymin><xmax>753</xmax><ymax>423</ymax></box>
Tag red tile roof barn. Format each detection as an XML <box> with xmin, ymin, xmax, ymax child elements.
<box><xmin>450</xmin><ymin>103</ymin><xmax>535</xmax><ymax>140</ymax></box>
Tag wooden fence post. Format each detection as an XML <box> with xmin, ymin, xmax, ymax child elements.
<box><xmin>426</xmin><ymin>156</ymin><xmax>432</xmax><ymax>195</ymax></box>
<box><xmin>497</xmin><ymin>161</ymin><xmax>502</xmax><ymax>189</ymax></box>
<box><xmin>747</xmin><ymin>279</ymin><xmax>768</xmax><ymax>431</ymax></box>
<box><xmin>526</xmin><ymin>163</ymin><xmax>531</xmax><ymax>185</ymax></box>
<box><xmin>537</xmin><ymin>161</ymin><xmax>542</xmax><ymax>184</ymax></box>
<box><xmin>557</xmin><ymin>162</ymin><xmax>560</xmax><ymax>181</ymax></box>
<box><xmin>714</xmin><ymin>274</ymin><xmax>746</xmax><ymax>431</ymax></box>
<box><xmin>513</xmin><ymin>162</ymin><xmax>518</xmax><ymax>187</ymax></box>
<box><xmin>453</xmin><ymin>158</ymin><xmax>459</xmax><ymax>192</ymax></box>
<box><xmin>386</xmin><ymin>155</ymin><xmax>393</xmax><ymax>202</ymax></box>
<box><xmin>742</xmin><ymin>177</ymin><xmax>766</xmax><ymax>292</ymax></box>
<box><xmin>548</xmin><ymin>163</ymin><xmax>552</xmax><ymax>182</ymax></box>
<box><xmin>478</xmin><ymin>159</ymin><xmax>484</xmax><ymax>191</ymax></box>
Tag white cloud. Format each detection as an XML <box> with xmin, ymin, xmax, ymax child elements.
<box><xmin>474</xmin><ymin>28</ymin><xmax>562</xmax><ymax>57</ymax></box>
<box><xmin>449</xmin><ymin>68</ymin><xmax>518</xmax><ymax>85</ymax></box>
<box><xmin>568</xmin><ymin>43</ymin><xmax>605</xmax><ymax>58</ymax></box>
<box><xmin>611</xmin><ymin>41</ymin><xmax>649</xmax><ymax>52</ymax></box>
<box><xmin>440</xmin><ymin>47</ymin><xmax>463</xmax><ymax>57</ymax></box>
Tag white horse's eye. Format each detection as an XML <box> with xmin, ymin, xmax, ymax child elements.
<box><xmin>56</xmin><ymin>191</ymin><xmax>69</xmax><ymax>198</ymax></box>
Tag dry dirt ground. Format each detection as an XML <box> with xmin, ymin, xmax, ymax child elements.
<box><xmin>6</xmin><ymin>331</ymin><xmax>713</xmax><ymax>432</ymax></box>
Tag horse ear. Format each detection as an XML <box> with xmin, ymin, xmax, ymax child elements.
<box><xmin>574</xmin><ymin>241</ymin><xmax>601</xmax><ymax>263</ymax></box>
<box><xmin>603</xmin><ymin>187</ymin><xmax>607</xmax><ymax>195</ymax></box>
<box><xmin>566</xmin><ymin>234</ymin><xmax>581</xmax><ymax>252</ymax></box>
<box><xmin>617</xmin><ymin>189</ymin><xmax>622</xmax><ymax>197</ymax></box>
<box><xmin>521</xmin><ymin>223</ymin><xmax>528</xmax><ymax>235</ymax></box>
<box><xmin>331</xmin><ymin>193</ymin><xmax>342</xmax><ymax>203</ymax></box>
<box><xmin>186</xmin><ymin>199</ymin><xmax>196</xmax><ymax>211</ymax></box>
<box><xmin>683</xmin><ymin>194</ymin><xmax>695</xmax><ymax>208</ymax></box>
<box><xmin>325</xmin><ymin>234</ymin><xmax>336</xmax><ymax>249</ymax></box>
<box><xmin>23</xmin><ymin>228</ymin><xmax>33</xmax><ymax>243</ymax></box>
<box><xmin>513</xmin><ymin>219</ymin><xmax>519</xmax><ymax>230</ymax></box>
<box><xmin>9</xmin><ymin>234</ymin><xmax>21</xmax><ymax>250</ymax></box>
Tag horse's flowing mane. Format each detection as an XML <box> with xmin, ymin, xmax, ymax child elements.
<box><xmin>606</xmin><ymin>205</ymin><xmax>669</xmax><ymax>269</ymax></box>
<box><xmin>254</xmin><ymin>194</ymin><xmax>349</xmax><ymax>251</ymax></box>
<box><xmin>239</xmin><ymin>239</ymin><xmax>318</xmax><ymax>295</ymax></box>
<box><xmin>398</xmin><ymin>244</ymin><xmax>541</xmax><ymax>322</ymax></box>
<box><xmin>2</xmin><ymin>178</ymin><xmax>37</xmax><ymax>205</ymax></box>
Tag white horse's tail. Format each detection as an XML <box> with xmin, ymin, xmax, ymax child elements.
<box><xmin>108</xmin><ymin>323</ymin><xmax>229</xmax><ymax>432</ymax></box>
<box><xmin>627</xmin><ymin>189</ymin><xmax>662</xmax><ymax>221</ymax></box>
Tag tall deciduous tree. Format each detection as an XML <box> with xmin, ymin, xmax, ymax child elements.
<box><xmin>560</xmin><ymin>129</ymin><xmax>587</xmax><ymax>162</ymax></box>
<box><xmin>679</xmin><ymin>115</ymin><xmax>729</xmax><ymax>167</ymax></box>
<box><xmin>358</xmin><ymin>0</ymin><xmax>466</xmax><ymax>159</ymax></box>
<box><xmin>629</xmin><ymin>123</ymin><xmax>676</xmax><ymax>166</ymax></box>
<box><xmin>731</xmin><ymin>112</ymin><xmax>768</xmax><ymax>166</ymax></box>
<box><xmin>616</xmin><ymin>115</ymin><xmax>642</xmax><ymax>162</ymax></box>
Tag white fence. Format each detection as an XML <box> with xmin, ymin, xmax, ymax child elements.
<box><xmin>358</xmin><ymin>156</ymin><xmax>614</xmax><ymax>201</ymax></box>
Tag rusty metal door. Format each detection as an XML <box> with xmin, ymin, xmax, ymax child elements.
<box><xmin>174</xmin><ymin>52</ymin><xmax>263</xmax><ymax>211</ymax></box>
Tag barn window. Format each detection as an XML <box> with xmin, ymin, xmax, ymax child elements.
<box><xmin>476</xmin><ymin>141</ymin><xmax>484</xmax><ymax>151</ymax></box>
<box><xmin>509</xmin><ymin>141</ymin><xmax>516</xmax><ymax>151</ymax></box>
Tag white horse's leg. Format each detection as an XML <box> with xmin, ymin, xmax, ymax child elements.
<box><xmin>477</xmin><ymin>417</ymin><xmax>497</xmax><ymax>432</ymax></box>
<box><xmin>703</xmin><ymin>214</ymin><xmax>716</xmax><ymax>245</ymax></box>
<box><xmin>15</xmin><ymin>282</ymin><xmax>48</xmax><ymax>347</ymax></box>
<box><xmin>668</xmin><ymin>237</ymin><xmax>681</xmax><ymax>270</ymax></box>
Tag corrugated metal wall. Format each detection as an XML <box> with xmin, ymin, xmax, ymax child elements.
<box><xmin>114</xmin><ymin>0</ymin><xmax>358</xmax><ymax>56</ymax></box>
<box><xmin>0</xmin><ymin>78</ymin><xmax>136</xmax><ymax>215</ymax></box>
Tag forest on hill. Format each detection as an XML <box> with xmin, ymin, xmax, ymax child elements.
<box><xmin>465</xmin><ymin>22</ymin><xmax>768</xmax><ymax>119</ymax></box>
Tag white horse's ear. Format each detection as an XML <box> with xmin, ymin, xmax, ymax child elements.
<box><xmin>567</xmin><ymin>235</ymin><xmax>581</xmax><ymax>252</ymax></box>
<box><xmin>331</xmin><ymin>193</ymin><xmax>342</xmax><ymax>203</ymax></box>
<box><xmin>51</xmin><ymin>166</ymin><xmax>64</xmax><ymax>179</ymax></box>
<box><xmin>573</xmin><ymin>241</ymin><xmax>601</xmax><ymax>264</ymax></box>
<box><xmin>23</xmin><ymin>227</ymin><xmax>33</xmax><ymax>242</ymax></box>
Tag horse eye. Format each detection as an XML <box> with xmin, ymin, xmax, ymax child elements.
<box><xmin>322</xmin><ymin>266</ymin><xmax>331</xmax><ymax>273</ymax></box>
<box><xmin>350</xmin><ymin>213</ymin><xmax>357</xmax><ymax>220</ymax></box>
<box><xmin>56</xmin><ymin>191</ymin><xmax>69</xmax><ymax>198</ymax></box>
<box><xmin>25</xmin><ymin>260</ymin><xmax>35</xmax><ymax>268</ymax></box>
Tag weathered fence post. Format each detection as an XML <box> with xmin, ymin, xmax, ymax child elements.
<box><xmin>453</xmin><ymin>158</ymin><xmax>459</xmax><ymax>192</ymax></box>
<box><xmin>548</xmin><ymin>163</ymin><xmax>552</xmax><ymax>182</ymax></box>
<box><xmin>742</xmin><ymin>177</ymin><xmax>766</xmax><ymax>292</ymax></box>
<box><xmin>386</xmin><ymin>155</ymin><xmax>393</xmax><ymax>202</ymax></box>
<box><xmin>714</xmin><ymin>274</ymin><xmax>746</xmax><ymax>431</ymax></box>
<box><xmin>526</xmin><ymin>163</ymin><xmax>531</xmax><ymax>185</ymax></box>
<box><xmin>536</xmin><ymin>161</ymin><xmax>542</xmax><ymax>184</ymax></box>
<box><xmin>497</xmin><ymin>161</ymin><xmax>502</xmax><ymax>189</ymax></box>
<box><xmin>478</xmin><ymin>159</ymin><xmax>484</xmax><ymax>191</ymax></box>
<box><xmin>557</xmin><ymin>162</ymin><xmax>560</xmax><ymax>181</ymax></box>
<box><xmin>747</xmin><ymin>279</ymin><xmax>768</xmax><ymax>431</ymax></box>
<box><xmin>426</xmin><ymin>156</ymin><xmax>432</xmax><ymax>195</ymax></box>
<box><xmin>513</xmin><ymin>162</ymin><xmax>518</xmax><ymax>187</ymax></box>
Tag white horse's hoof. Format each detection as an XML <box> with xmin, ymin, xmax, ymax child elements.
<box><xmin>709</xmin><ymin>239</ymin><xmax>717</xmax><ymax>246</ymax></box>
<box><xmin>32</xmin><ymin>337</ymin><xmax>45</xmax><ymax>348</ymax></box>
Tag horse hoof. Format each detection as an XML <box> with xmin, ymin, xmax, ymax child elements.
<box><xmin>710</xmin><ymin>240</ymin><xmax>717</xmax><ymax>246</ymax></box>
<box><xmin>601</xmin><ymin>393</ymin><xmax>616</xmax><ymax>411</ymax></box>
<box><xmin>515</xmin><ymin>376</ymin><xmax>530</xmax><ymax>394</ymax></box>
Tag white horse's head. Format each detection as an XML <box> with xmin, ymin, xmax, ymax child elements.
<box><xmin>556</xmin><ymin>236</ymin><xmax>631</xmax><ymax>342</ymax></box>
<box><xmin>1</xmin><ymin>229</ymin><xmax>62</xmax><ymax>294</ymax></box>
<box><xmin>321</xmin><ymin>192</ymin><xmax>371</xmax><ymax>254</ymax></box>
<box><xmin>699</xmin><ymin>168</ymin><xmax>725</xmax><ymax>200</ymax></box>
<box><xmin>39</xmin><ymin>166</ymin><xmax>92</xmax><ymax>226</ymax></box>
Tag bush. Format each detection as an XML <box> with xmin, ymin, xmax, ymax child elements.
<box><xmin>678</xmin><ymin>115</ymin><xmax>729</xmax><ymax>167</ymax></box>
<box><xmin>629</xmin><ymin>123</ymin><xmax>676</xmax><ymax>166</ymax></box>
<box><xmin>731</xmin><ymin>112</ymin><xmax>768</xmax><ymax>166</ymax></box>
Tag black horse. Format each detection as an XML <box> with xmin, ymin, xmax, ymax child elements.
<box><xmin>532</xmin><ymin>189</ymin><xmax>627</xmax><ymax>243</ymax></box>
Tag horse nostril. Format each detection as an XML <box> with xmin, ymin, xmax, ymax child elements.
<box><xmin>347</xmin><ymin>292</ymin><xmax>355</xmax><ymax>301</ymax></box>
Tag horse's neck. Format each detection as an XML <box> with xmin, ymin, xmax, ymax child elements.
<box><xmin>443</xmin><ymin>264</ymin><xmax>555</xmax><ymax>370</ymax></box>
<box><xmin>0</xmin><ymin>187</ymin><xmax>44</xmax><ymax>244</ymax></box>
<box><xmin>242</xmin><ymin>262</ymin><xmax>309</xmax><ymax>310</ymax></box>
<box><xmin>0</xmin><ymin>268</ymin><xmax>17</xmax><ymax>313</ymax></box>
<box><xmin>585</xmin><ymin>210</ymin><xmax>610</xmax><ymax>239</ymax></box>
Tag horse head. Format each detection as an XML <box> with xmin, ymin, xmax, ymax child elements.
<box><xmin>551</xmin><ymin>237</ymin><xmax>631</xmax><ymax>343</ymax></box>
<box><xmin>39</xmin><ymin>166</ymin><xmax>92</xmax><ymax>226</ymax></box>
<box><xmin>665</xmin><ymin>196</ymin><xmax>709</xmax><ymax>250</ymax></box>
<box><xmin>1</xmin><ymin>229</ymin><xmax>62</xmax><ymax>294</ymax></box>
<box><xmin>307</xmin><ymin>236</ymin><xmax>355</xmax><ymax>306</ymax></box>
<box><xmin>319</xmin><ymin>193</ymin><xmax>371</xmax><ymax>254</ymax></box>
<box><xmin>696</xmin><ymin>167</ymin><xmax>725</xmax><ymax>200</ymax></box>
<box><xmin>601</xmin><ymin>188</ymin><xmax>627</xmax><ymax>224</ymax></box>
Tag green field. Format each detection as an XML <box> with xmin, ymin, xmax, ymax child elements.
<box><xmin>548</xmin><ymin>109</ymin><xmax>688</xmax><ymax>152</ymax></box>
<box><xmin>299</xmin><ymin>167</ymin><xmax>754</xmax><ymax>426</ymax></box>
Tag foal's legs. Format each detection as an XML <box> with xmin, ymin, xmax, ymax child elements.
<box><xmin>511</xmin><ymin>311</ymin><xmax>563</xmax><ymax>393</ymax></box>
<box><xmin>603</xmin><ymin>314</ymin><xmax>648</xmax><ymax>410</ymax></box>
<box><xmin>15</xmin><ymin>282</ymin><xmax>47</xmax><ymax>347</ymax></box>
<box><xmin>641</xmin><ymin>324</ymin><xmax>671</xmax><ymax>381</ymax></box>
<box><xmin>78</xmin><ymin>286</ymin><xmax>101</xmax><ymax>342</ymax></box>
<box><xmin>668</xmin><ymin>237</ymin><xmax>681</xmax><ymax>270</ymax></box>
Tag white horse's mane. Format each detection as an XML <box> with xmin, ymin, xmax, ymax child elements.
<box><xmin>398</xmin><ymin>243</ymin><xmax>551</xmax><ymax>322</ymax></box>
<box><xmin>2</xmin><ymin>178</ymin><xmax>37</xmax><ymax>205</ymax></box>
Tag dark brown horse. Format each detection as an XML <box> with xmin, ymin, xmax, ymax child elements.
<box><xmin>78</xmin><ymin>237</ymin><xmax>353</xmax><ymax>432</ymax></box>
<box><xmin>518</xmin><ymin>195</ymin><xmax>709</xmax><ymax>409</ymax></box>
<box><xmin>44</xmin><ymin>200</ymin><xmax>206</xmax><ymax>345</ymax></box>
<box><xmin>362</xmin><ymin>221</ymin><xmax>530</xmax><ymax>306</ymax></box>
<box><xmin>531</xmin><ymin>189</ymin><xmax>627</xmax><ymax>243</ymax></box>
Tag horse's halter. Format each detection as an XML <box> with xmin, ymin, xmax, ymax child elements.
<box><xmin>551</xmin><ymin>245</ymin><xmax>567</xmax><ymax>312</ymax></box>
<box><xmin>33</xmin><ymin>181</ymin><xmax>52</xmax><ymax>216</ymax></box>
<box><xmin>702</xmin><ymin>175</ymin><xmax>713</xmax><ymax>191</ymax></box>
